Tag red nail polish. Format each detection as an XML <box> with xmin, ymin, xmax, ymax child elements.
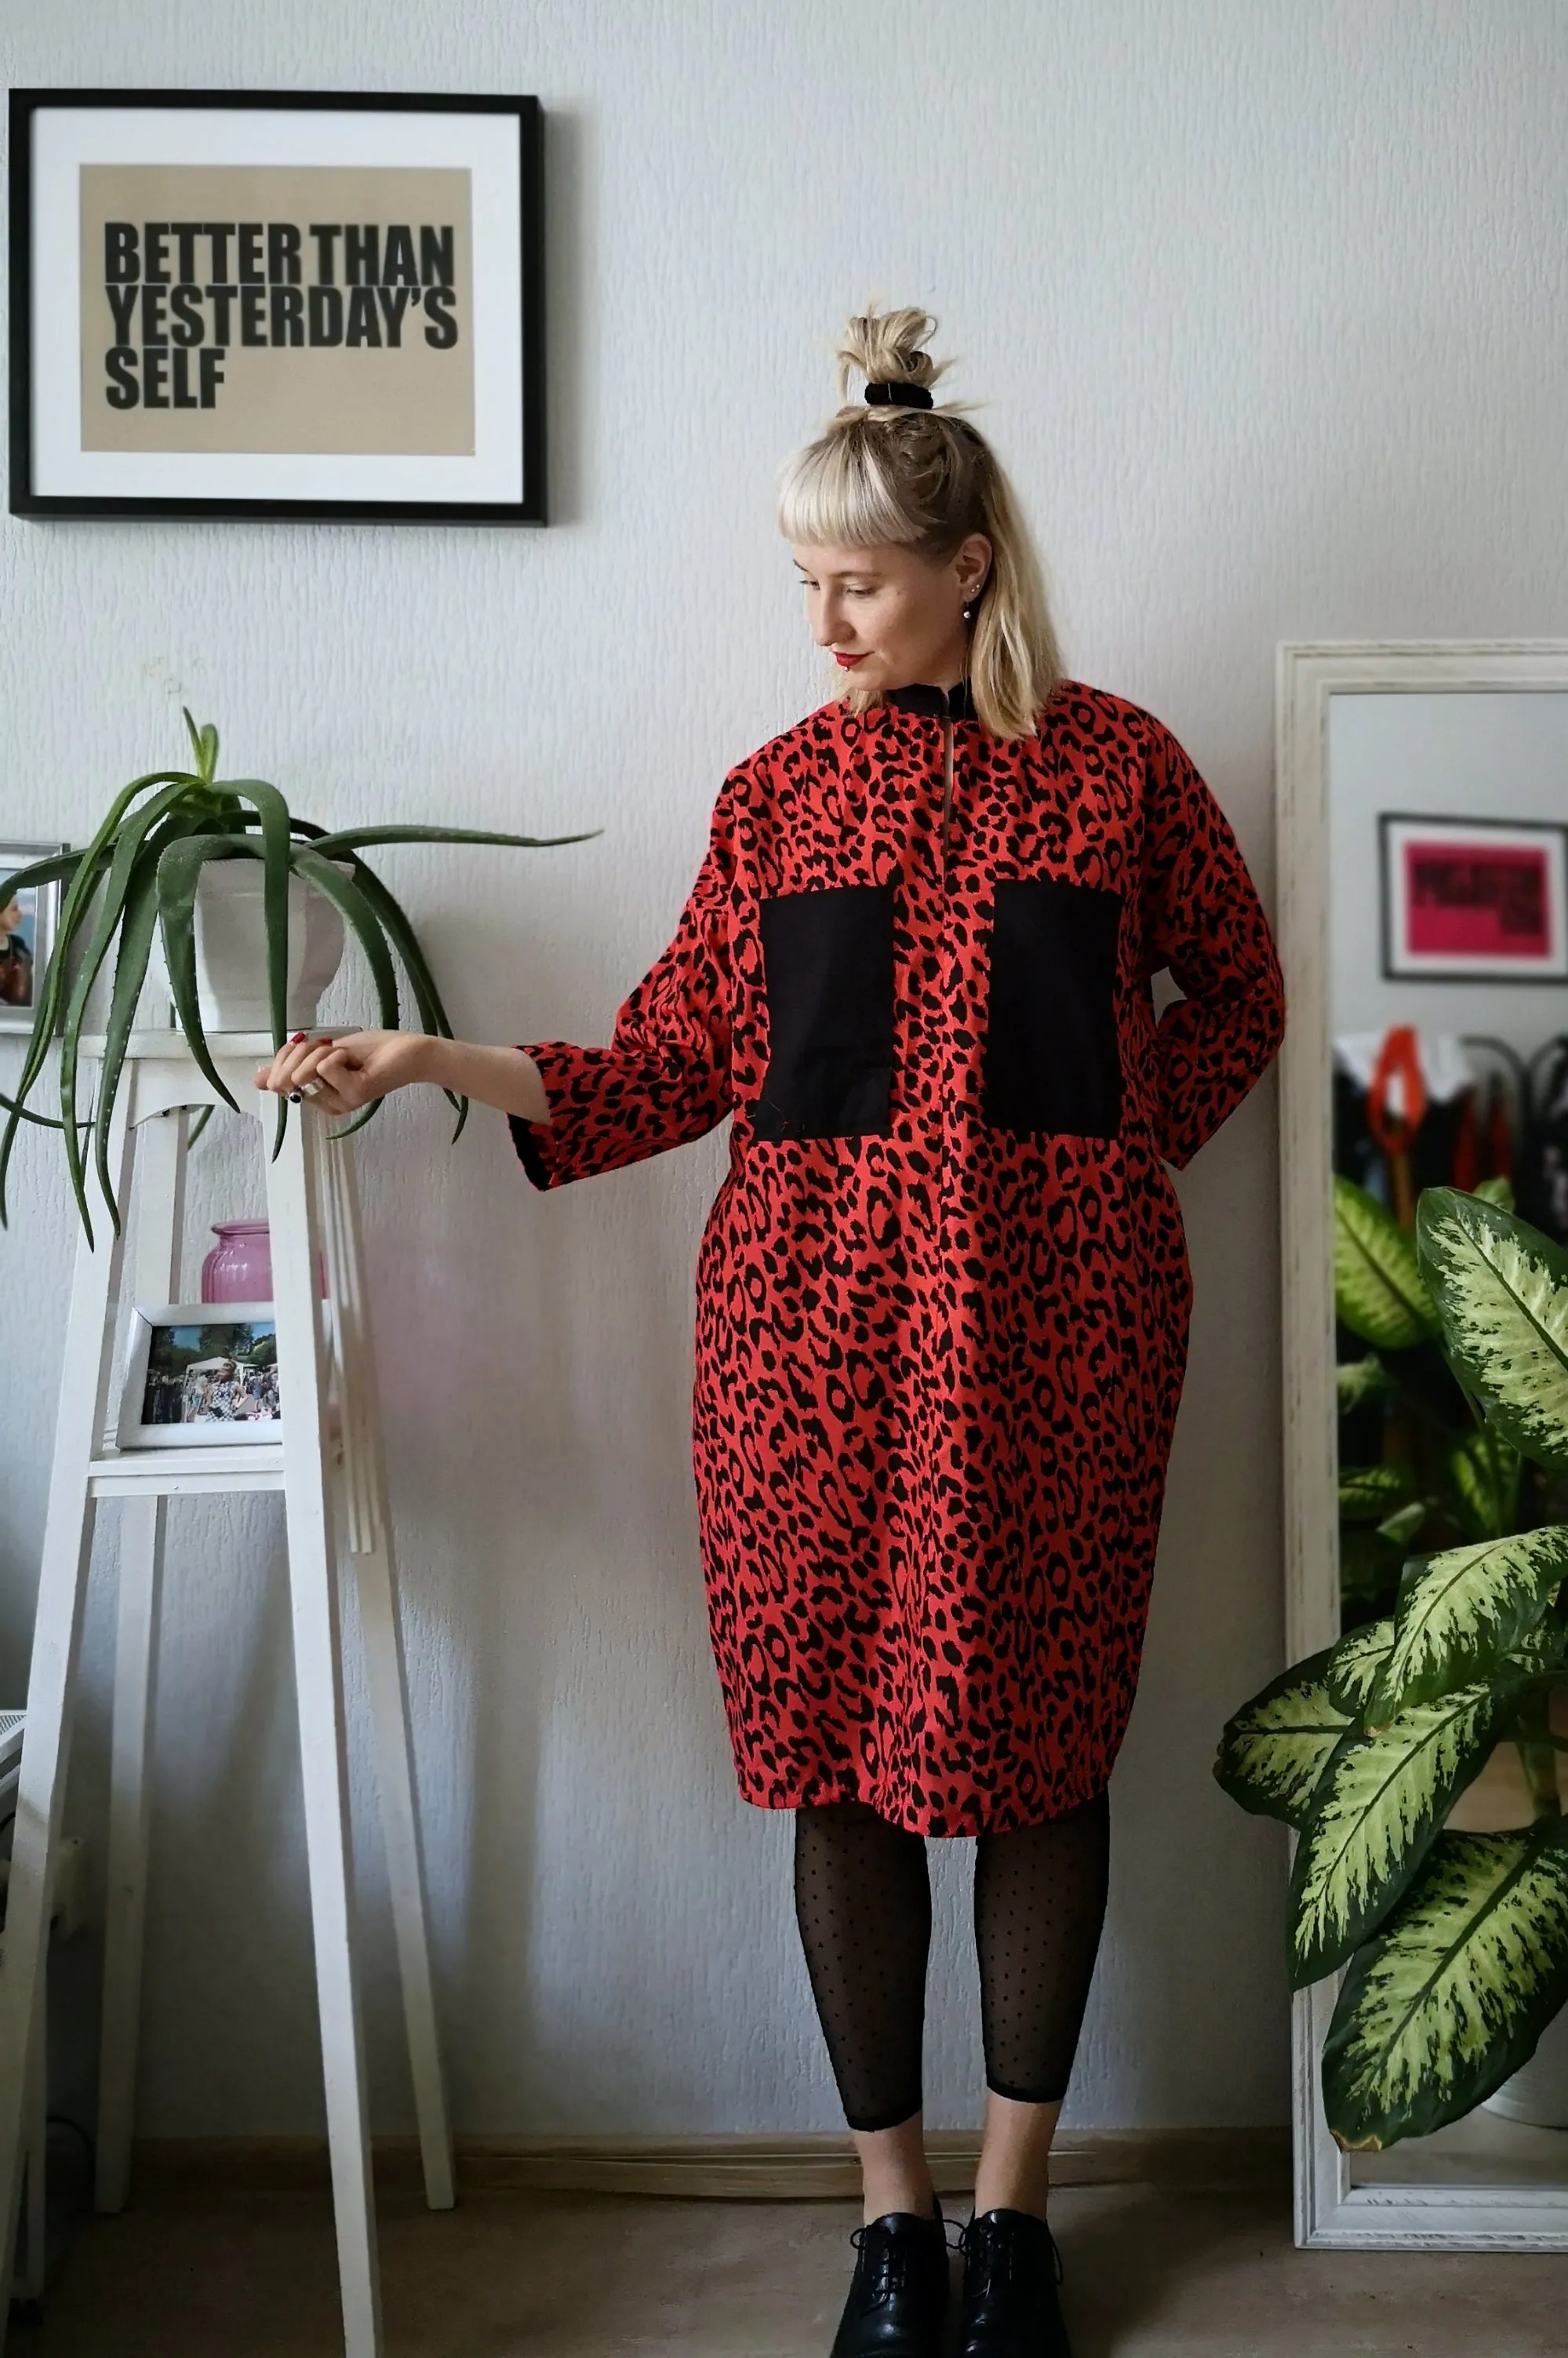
<box><xmin>289</xmin><ymin>1030</ymin><xmax>307</xmax><ymax>1044</ymax></box>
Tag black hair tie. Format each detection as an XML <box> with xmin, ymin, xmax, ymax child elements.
<box><xmin>864</xmin><ymin>381</ymin><xmax>933</xmax><ymax>409</ymax></box>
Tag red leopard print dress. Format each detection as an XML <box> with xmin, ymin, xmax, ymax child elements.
<box><xmin>511</xmin><ymin>679</ymin><xmax>1286</xmax><ymax>1836</ymax></box>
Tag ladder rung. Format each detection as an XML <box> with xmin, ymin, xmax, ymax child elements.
<box><xmin>88</xmin><ymin>1446</ymin><xmax>287</xmax><ymax>1494</ymax></box>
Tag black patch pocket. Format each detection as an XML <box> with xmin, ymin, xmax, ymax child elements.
<box><xmin>754</xmin><ymin>884</ymin><xmax>894</xmax><ymax>1141</ymax></box>
<box><xmin>984</xmin><ymin>879</ymin><xmax>1123</xmax><ymax>1137</ymax></box>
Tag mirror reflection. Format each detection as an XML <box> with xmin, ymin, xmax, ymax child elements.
<box><xmin>1329</xmin><ymin>688</ymin><xmax>1568</xmax><ymax>2189</ymax></box>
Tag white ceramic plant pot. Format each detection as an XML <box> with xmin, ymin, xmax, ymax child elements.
<box><xmin>1484</xmin><ymin>2001</ymin><xmax>1568</xmax><ymax>2129</ymax></box>
<box><xmin>147</xmin><ymin>861</ymin><xmax>347</xmax><ymax>1032</ymax></box>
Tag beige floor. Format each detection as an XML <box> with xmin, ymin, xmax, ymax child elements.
<box><xmin>24</xmin><ymin>2182</ymin><xmax>1568</xmax><ymax>2356</ymax></box>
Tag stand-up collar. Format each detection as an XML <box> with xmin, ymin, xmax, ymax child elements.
<box><xmin>882</xmin><ymin>678</ymin><xmax>977</xmax><ymax>721</ymax></box>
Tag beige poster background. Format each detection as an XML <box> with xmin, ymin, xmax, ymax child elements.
<box><xmin>78</xmin><ymin>164</ymin><xmax>474</xmax><ymax>457</ymax></box>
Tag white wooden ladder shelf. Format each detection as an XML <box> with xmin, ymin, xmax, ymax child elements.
<box><xmin>0</xmin><ymin>1032</ymin><xmax>454</xmax><ymax>2357</ymax></box>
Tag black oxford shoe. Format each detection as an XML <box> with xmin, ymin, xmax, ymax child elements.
<box><xmin>955</xmin><ymin>2207</ymin><xmax>1071</xmax><ymax>2357</ymax></box>
<box><xmin>828</xmin><ymin>2197</ymin><xmax>950</xmax><ymax>2356</ymax></box>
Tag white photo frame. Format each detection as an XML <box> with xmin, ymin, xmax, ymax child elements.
<box><xmin>0</xmin><ymin>838</ymin><xmax>68</xmax><ymax>1035</ymax></box>
<box><xmin>116</xmin><ymin>1301</ymin><xmax>288</xmax><ymax>1448</ymax></box>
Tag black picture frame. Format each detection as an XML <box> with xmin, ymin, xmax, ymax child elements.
<box><xmin>1377</xmin><ymin>810</ymin><xmax>1568</xmax><ymax>984</ymax></box>
<box><xmin>9</xmin><ymin>88</ymin><xmax>545</xmax><ymax>524</ymax></box>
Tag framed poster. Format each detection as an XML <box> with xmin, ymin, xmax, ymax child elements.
<box><xmin>9</xmin><ymin>89</ymin><xmax>544</xmax><ymax>523</ymax></box>
<box><xmin>1379</xmin><ymin>812</ymin><xmax>1568</xmax><ymax>982</ymax></box>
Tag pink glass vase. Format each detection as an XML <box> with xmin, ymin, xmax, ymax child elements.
<box><xmin>201</xmin><ymin>1220</ymin><xmax>272</xmax><ymax>1302</ymax></box>
<box><xmin>200</xmin><ymin>1222</ymin><xmax>327</xmax><ymax>1304</ymax></box>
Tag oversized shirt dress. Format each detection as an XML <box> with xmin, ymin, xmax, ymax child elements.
<box><xmin>512</xmin><ymin>679</ymin><xmax>1286</xmax><ymax>1837</ymax></box>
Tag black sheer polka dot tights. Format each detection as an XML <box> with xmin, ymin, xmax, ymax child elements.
<box><xmin>791</xmin><ymin>1791</ymin><xmax>1110</xmax><ymax>2131</ymax></box>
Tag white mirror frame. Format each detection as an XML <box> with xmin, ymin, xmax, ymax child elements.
<box><xmin>1278</xmin><ymin>639</ymin><xmax>1568</xmax><ymax>2250</ymax></box>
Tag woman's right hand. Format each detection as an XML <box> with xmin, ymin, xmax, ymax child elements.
<box><xmin>254</xmin><ymin>1028</ymin><xmax>435</xmax><ymax>1115</ymax></box>
<box><xmin>254</xmin><ymin>1032</ymin><xmax>551</xmax><ymax>1123</ymax></box>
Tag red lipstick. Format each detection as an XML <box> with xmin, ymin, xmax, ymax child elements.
<box><xmin>834</xmin><ymin>653</ymin><xmax>866</xmax><ymax>668</ymax></box>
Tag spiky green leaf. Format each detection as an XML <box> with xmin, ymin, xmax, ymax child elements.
<box><xmin>220</xmin><ymin>780</ymin><xmax>293</xmax><ymax>1050</ymax></box>
<box><xmin>90</xmin><ymin>853</ymin><xmax>166</xmax><ymax>1231</ymax></box>
<box><xmin>1324</xmin><ymin>1618</ymin><xmax>1395</xmax><ymax>1716</ymax></box>
<box><xmin>1370</xmin><ymin>1528</ymin><xmax>1568</xmax><ymax>1719</ymax></box>
<box><xmin>1335</xmin><ymin>1177</ymin><xmax>1439</xmax><ymax>1349</ymax></box>
<box><xmin>346</xmin><ymin>853</ymin><xmax>469</xmax><ymax>1137</ymax></box>
<box><xmin>1214</xmin><ymin>1648</ymin><xmax>1351</xmax><ymax>1828</ymax></box>
<box><xmin>57</xmin><ymin>785</ymin><xmax>206</xmax><ymax>1239</ymax></box>
<box><xmin>1416</xmin><ymin>1188</ymin><xmax>1568</xmax><ymax>1476</ymax></box>
<box><xmin>305</xmin><ymin>823</ymin><xmax>598</xmax><ymax>857</ymax></box>
<box><xmin>1340</xmin><ymin>1463</ymin><xmax>1417</xmax><ymax>1523</ymax></box>
<box><xmin>1287</xmin><ymin>1671</ymin><xmax>1538</xmax><ymax>1985</ymax></box>
<box><xmin>155</xmin><ymin>836</ymin><xmax>259</xmax><ymax>1112</ymax></box>
<box><xmin>1322</xmin><ymin>1825</ymin><xmax>1568</xmax><ymax>2149</ymax></box>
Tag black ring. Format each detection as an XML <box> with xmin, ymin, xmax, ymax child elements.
<box><xmin>864</xmin><ymin>381</ymin><xmax>933</xmax><ymax>409</ymax></box>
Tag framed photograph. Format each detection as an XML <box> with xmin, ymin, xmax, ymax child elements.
<box><xmin>0</xmin><ymin>839</ymin><xmax>67</xmax><ymax>1033</ymax></box>
<box><xmin>9</xmin><ymin>89</ymin><xmax>544</xmax><ymax>523</ymax></box>
<box><xmin>116</xmin><ymin>1304</ymin><xmax>286</xmax><ymax>1448</ymax></box>
<box><xmin>1379</xmin><ymin>812</ymin><xmax>1568</xmax><ymax>981</ymax></box>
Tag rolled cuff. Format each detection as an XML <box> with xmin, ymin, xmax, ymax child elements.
<box><xmin>505</xmin><ymin>1041</ymin><xmax>595</xmax><ymax>1193</ymax></box>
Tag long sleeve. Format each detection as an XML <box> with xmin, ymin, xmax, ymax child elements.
<box><xmin>1138</xmin><ymin>717</ymin><xmax>1286</xmax><ymax>1170</ymax></box>
<box><xmin>509</xmin><ymin>784</ymin><xmax>737</xmax><ymax>1190</ymax></box>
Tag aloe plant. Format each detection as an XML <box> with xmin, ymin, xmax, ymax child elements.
<box><xmin>0</xmin><ymin>711</ymin><xmax>591</xmax><ymax>1242</ymax></box>
<box><xmin>1219</xmin><ymin>1186</ymin><xmax>1568</xmax><ymax>2151</ymax></box>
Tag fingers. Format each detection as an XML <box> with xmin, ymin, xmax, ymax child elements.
<box><xmin>253</xmin><ymin>1033</ymin><xmax>346</xmax><ymax>1097</ymax></box>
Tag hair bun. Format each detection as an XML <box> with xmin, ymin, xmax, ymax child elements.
<box><xmin>835</xmin><ymin>304</ymin><xmax>949</xmax><ymax>402</ymax></box>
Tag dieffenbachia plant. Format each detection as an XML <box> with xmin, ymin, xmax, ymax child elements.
<box><xmin>0</xmin><ymin>711</ymin><xmax>591</xmax><ymax>1242</ymax></box>
<box><xmin>1218</xmin><ymin>1185</ymin><xmax>1568</xmax><ymax>2151</ymax></box>
<box><xmin>1333</xmin><ymin>1174</ymin><xmax>1528</xmax><ymax>1618</ymax></box>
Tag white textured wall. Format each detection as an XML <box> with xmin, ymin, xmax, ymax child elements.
<box><xmin>4</xmin><ymin>0</ymin><xmax>1568</xmax><ymax>2141</ymax></box>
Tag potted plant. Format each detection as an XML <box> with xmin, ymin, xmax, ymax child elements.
<box><xmin>0</xmin><ymin>711</ymin><xmax>589</xmax><ymax>1241</ymax></box>
<box><xmin>1217</xmin><ymin>1184</ymin><xmax>1568</xmax><ymax>2151</ymax></box>
<box><xmin>1332</xmin><ymin>1174</ymin><xmax>1531</xmax><ymax>1624</ymax></box>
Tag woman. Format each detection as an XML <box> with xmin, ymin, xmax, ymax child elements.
<box><xmin>259</xmin><ymin>306</ymin><xmax>1285</xmax><ymax>2358</ymax></box>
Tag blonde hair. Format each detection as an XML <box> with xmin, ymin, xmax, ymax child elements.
<box><xmin>776</xmin><ymin>305</ymin><xmax>1064</xmax><ymax>740</ymax></box>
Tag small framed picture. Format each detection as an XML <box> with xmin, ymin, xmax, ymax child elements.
<box><xmin>1379</xmin><ymin>813</ymin><xmax>1568</xmax><ymax>982</ymax></box>
<box><xmin>117</xmin><ymin>1304</ymin><xmax>286</xmax><ymax>1448</ymax></box>
<box><xmin>9</xmin><ymin>89</ymin><xmax>544</xmax><ymax>522</ymax></box>
<box><xmin>0</xmin><ymin>840</ymin><xmax>67</xmax><ymax>1033</ymax></box>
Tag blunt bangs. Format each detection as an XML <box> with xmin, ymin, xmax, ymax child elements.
<box><xmin>776</xmin><ymin>431</ymin><xmax>915</xmax><ymax>552</ymax></box>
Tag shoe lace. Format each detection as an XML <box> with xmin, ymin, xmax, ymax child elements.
<box><xmin>958</xmin><ymin>2212</ymin><xmax>1064</xmax><ymax>2301</ymax></box>
<box><xmin>848</xmin><ymin>2214</ymin><xmax>946</xmax><ymax>2308</ymax></box>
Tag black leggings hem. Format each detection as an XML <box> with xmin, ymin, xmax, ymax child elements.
<box><xmin>984</xmin><ymin>2073</ymin><xmax>1069</xmax><ymax>2105</ymax></box>
<box><xmin>842</xmin><ymin>2098</ymin><xmax>924</xmax><ymax>2134</ymax></box>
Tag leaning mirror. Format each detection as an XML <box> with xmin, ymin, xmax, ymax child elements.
<box><xmin>1278</xmin><ymin>640</ymin><xmax>1568</xmax><ymax>2248</ymax></box>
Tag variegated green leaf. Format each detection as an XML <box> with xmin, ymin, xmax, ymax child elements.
<box><xmin>1371</xmin><ymin>1527</ymin><xmax>1568</xmax><ymax>1718</ymax></box>
<box><xmin>1337</xmin><ymin>1355</ymin><xmax>1392</xmax><ymax>1414</ymax></box>
<box><xmin>1473</xmin><ymin>1175</ymin><xmax>1515</xmax><ymax>1212</ymax></box>
<box><xmin>1339</xmin><ymin>1531</ymin><xmax>1403</xmax><ymax>1608</ymax></box>
<box><xmin>1416</xmin><ymin>1188</ymin><xmax>1568</xmax><ymax>1476</ymax></box>
<box><xmin>1340</xmin><ymin>1463</ymin><xmax>1417</xmax><ymax>1523</ymax></box>
<box><xmin>1213</xmin><ymin>1649</ymin><xmax>1350</xmax><ymax>1829</ymax></box>
<box><xmin>1288</xmin><ymin>1676</ymin><xmax>1520</xmax><ymax>1985</ymax></box>
<box><xmin>1335</xmin><ymin>1177</ymin><xmax>1439</xmax><ymax>1349</ymax></box>
<box><xmin>1324</xmin><ymin>1618</ymin><xmax>1394</xmax><ymax>1716</ymax></box>
<box><xmin>1376</xmin><ymin>1501</ymin><xmax>1428</xmax><ymax>1549</ymax></box>
<box><xmin>1446</xmin><ymin>1426</ymin><xmax>1521</xmax><ymax>1543</ymax></box>
<box><xmin>1322</xmin><ymin>1825</ymin><xmax>1568</xmax><ymax>2149</ymax></box>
